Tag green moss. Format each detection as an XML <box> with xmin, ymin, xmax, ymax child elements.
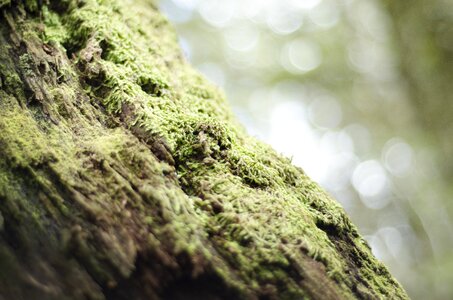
<box><xmin>18</xmin><ymin>53</ymin><xmax>34</xmax><ymax>76</ymax></box>
<box><xmin>42</xmin><ymin>8</ymin><xmax>69</xmax><ymax>44</ymax></box>
<box><xmin>0</xmin><ymin>108</ymin><xmax>46</xmax><ymax>167</ymax></box>
<box><xmin>24</xmin><ymin>0</ymin><xmax>38</xmax><ymax>12</ymax></box>
<box><xmin>0</xmin><ymin>0</ymin><xmax>10</xmax><ymax>9</ymax></box>
<box><xmin>0</xmin><ymin>0</ymin><xmax>408</xmax><ymax>298</ymax></box>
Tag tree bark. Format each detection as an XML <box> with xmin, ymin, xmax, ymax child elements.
<box><xmin>0</xmin><ymin>1</ymin><xmax>408</xmax><ymax>299</ymax></box>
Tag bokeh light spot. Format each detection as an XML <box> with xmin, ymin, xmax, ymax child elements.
<box><xmin>383</xmin><ymin>138</ymin><xmax>414</xmax><ymax>177</ymax></box>
<box><xmin>284</xmin><ymin>39</ymin><xmax>323</xmax><ymax>73</ymax></box>
<box><xmin>198</xmin><ymin>0</ymin><xmax>235</xmax><ymax>28</ymax></box>
<box><xmin>352</xmin><ymin>160</ymin><xmax>390</xmax><ymax>209</ymax></box>
<box><xmin>308</xmin><ymin>95</ymin><xmax>342</xmax><ymax>129</ymax></box>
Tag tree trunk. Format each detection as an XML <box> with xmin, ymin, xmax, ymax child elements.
<box><xmin>0</xmin><ymin>1</ymin><xmax>407</xmax><ymax>299</ymax></box>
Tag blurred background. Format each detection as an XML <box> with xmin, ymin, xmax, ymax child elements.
<box><xmin>159</xmin><ymin>0</ymin><xmax>453</xmax><ymax>298</ymax></box>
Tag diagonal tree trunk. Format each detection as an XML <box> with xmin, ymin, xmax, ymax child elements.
<box><xmin>0</xmin><ymin>1</ymin><xmax>408</xmax><ymax>299</ymax></box>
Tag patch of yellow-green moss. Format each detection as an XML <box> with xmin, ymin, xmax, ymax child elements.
<box><xmin>33</xmin><ymin>0</ymin><xmax>407</xmax><ymax>297</ymax></box>
<box><xmin>0</xmin><ymin>0</ymin><xmax>10</xmax><ymax>8</ymax></box>
<box><xmin>42</xmin><ymin>8</ymin><xmax>69</xmax><ymax>44</ymax></box>
<box><xmin>0</xmin><ymin>0</ymin><xmax>408</xmax><ymax>298</ymax></box>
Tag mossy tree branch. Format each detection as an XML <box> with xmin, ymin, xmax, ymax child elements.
<box><xmin>0</xmin><ymin>1</ymin><xmax>408</xmax><ymax>299</ymax></box>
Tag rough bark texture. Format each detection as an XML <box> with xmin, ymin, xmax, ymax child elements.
<box><xmin>0</xmin><ymin>1</ymin><xmax>408</xmax><ymax>299</ymax></box>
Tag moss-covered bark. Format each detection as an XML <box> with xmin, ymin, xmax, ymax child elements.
<box><xmin>0</xmin><ymin>1</ymin><xmax>408</xmax><ymax>299</ymax></box>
